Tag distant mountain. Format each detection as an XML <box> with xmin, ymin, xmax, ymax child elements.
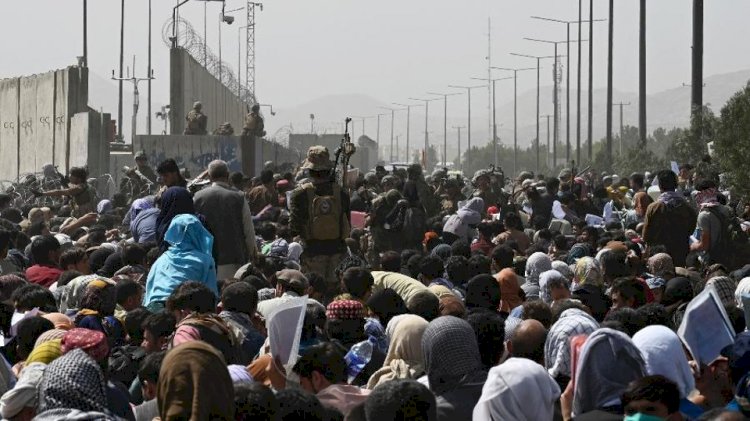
<box><xmin>266</xmin><ymin>70</ymin><xmax>750</xmax><ymax>160</ymax></box>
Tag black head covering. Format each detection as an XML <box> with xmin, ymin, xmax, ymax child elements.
<box><xmin>366</xmin><ymin>288</ymin><xmax>407</xmax><ymax>327</ymax></box>
<box><xmin>661</xmin><ymin>277</ymin><xmax>694</xmax><ymax>307</ymax></box>
<box><xmin>88</xmin><ymin>247</ymin><xmax>115</xmax><ymax>276</ymax></box>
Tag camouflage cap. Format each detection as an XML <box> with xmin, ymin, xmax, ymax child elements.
<box><xmin>472</xmin><ymin>169</ymin><xmax>491</xmax><ymax>184</ymax></box>
<box><xmin>301</xmin><ymin>145</ymin><xmax>333</xmax><ymax>171</ymax></box>
<box><xmin>134</xmin><ymin>150</ymin><xmax>147</xmax><ymax>159</ymax></box>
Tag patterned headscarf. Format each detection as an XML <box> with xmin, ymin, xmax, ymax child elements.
<box><xmin>34</xmin><ymin>329</ymin><xmax>67</xmax><ymax>348</ymax></box>
<box><xmin>525</xmin><ymin>252</ymin><xmax>552</xmax><ymax>285</ymax></box>
<box><xmin>61</xmin><ymin>328</ymin><xmax>109</xmax><ymax>363</ymax></box>
<box><xmin>539</xmin><ymin>270</ymin><xmax>568</xmax><ymax>305</ymax></box>
<box><xmin>26</xmin><ymin>339</ymin><xmax>62</xmax><ymax>365</ymax></box>
<box><xmin>422</xmin><ymin>316</ymin><xmax>485</xmax><ymax>395</ymax></box>
<box><xmin>735</xmin><ymin>277</ymin><xmax>750</xmax><ymax>309</ymax></box>
<box><xmin>38</xmin><ymin>349</ymin><xmax>108</xmax><ymax>413</ymax></box>
<box><xmin>572</xmin><ymin>257</ymin><xmax>603</xmax><ymax>290</ymax></box>
<box><xmin>326</xmin><ymin>300</ymin><xmax>365</xmax><ymax>320</ymax></box>
<box><xmin>544</xmin><ymin>308</ymin><xmax>599</xmax><ymax>379</ymax></box>
<box><xmin>706</xmin><ymin>276</ymin><xmax>737</xmax><ymax>307</ymax></box>
<box><xmin>648</xmin><ymin>253</ymin><xmax>675</xmax><ymax>278</ymax></box>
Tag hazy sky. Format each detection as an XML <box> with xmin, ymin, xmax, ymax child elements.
<box><xmin>1</xmin><ymin>0</ymin><xmax>748</xmax><ymax>119</ymax></box>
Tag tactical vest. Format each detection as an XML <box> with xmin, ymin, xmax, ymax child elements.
<box><xmin>302</xmin><ymin>183</ymin><xmax>349</xmax><ymax>241</ymax></box>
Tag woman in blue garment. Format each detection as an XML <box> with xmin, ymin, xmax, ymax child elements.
<box><xmin>144</xmin><ymin>214</ymin><xmax>217</xmax><ymax>312</ymax></box>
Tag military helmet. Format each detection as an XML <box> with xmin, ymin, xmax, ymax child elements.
<box><xmin>472</xmin><ymin>169</ymin><xmax>491</xmax><ymax>184</ymax></box>
<box><xmin>301</xmin><ymin>146</ymin><xmax>333</xmax><ymax>171</ymax></box>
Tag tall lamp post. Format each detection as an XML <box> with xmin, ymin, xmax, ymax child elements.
<box><xmin>448</xmin><ymin>84</ymin><xmax>487</xmax><ymax>161</ymax></box>
<box><xmin>529</xmin><ymin>16</ymin><xmax>604</xmax><ymax>166</ymax></box>
<box><xmin>492</xmin><ymin>67</ymin><xmax>535</xmax><ymax>175</ymax></box>
<box><xmin>470</xmin><ymin>77</ymin><xmax>512</xmax><ymax>168</ymax></box>
<box><xmin>524</xmin><ymin>38</ymin><xmax>585</xmax><ymax>166</ymax></box>
<box><xmin>509</xmin><ymin>53</ymin><xmax>555</xmax><ymax>172</ymax></box>
<box><xmin>379</xmin><ymin>106</ymin><xmax>406</xmax><ymax>163</ymax></box>
<box><xmin>392</xmin><ymin>103</ymin><xmax>423</xmax><ymax>163</ymax></box>
<box><xmin>426</xmin><ymin>92</ymin><xmax>462</xmax><ymax>168</ymax></box>
<box><xmin>409</xmin><ymin>97</ymin><xmax>442</xmax><ymax>168</ymax></box>
<box><xmin>375</xmin><ymin>113</ymin><xmax>388</xmax><ymax>161</ymax></box>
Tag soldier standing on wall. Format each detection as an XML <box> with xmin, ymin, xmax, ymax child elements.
<box><xmin>184</xmin><ymin>101</ymin><xmax>208</xmax><ymax>135</ymax></box>
<box><xmin>289</xmin><ymin>146</ymin><xmax>350</xmax><ymax>301</ymax></box>
<box><xmin>241</xmin><ymin>104</ymin><xmax>265</xmax><ymax>138</ymax></box>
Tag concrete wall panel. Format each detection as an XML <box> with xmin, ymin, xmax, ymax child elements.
<box><xmin>170</xmin><ymin>48</ymin><xmax>249</xmax><ymax>136</ymax></box>
<box><xmin>54</xmin><ymin>69</ymin><xmax>70</xmax><ymax>172</ymax></box>
<box><xmin>18</xmin><ymin>76</ymin><xmax>38</xmax><ymax>176</ymax></box>
<box><xmin>35</xmin><ymin>71</ymin><xmax>55</xmax><ymax>171</ymax></box>
<box><xmin>69</xmin><ymin>112</ymin><xmax>90</xmax><ymax>170</ymax></box>
<box><xmin>0</xmin><ymin>78</ymin><xmax>20</xmax><ymax>181</ymax></box>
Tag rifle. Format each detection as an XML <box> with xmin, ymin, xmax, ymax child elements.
<box><xmin>332</xmin><ymin>117</ymin><xmax>356</xmax><ymax>187</ymax></box>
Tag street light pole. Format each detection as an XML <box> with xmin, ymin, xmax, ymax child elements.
<box><xmin>639</xmin><ymin>0</ymin><xmax>647</xmax><ymax>145</ymax></box>
<box><xmin>588</xmin><ymin>0</ymin><xmax>595</xmax><ymax>161</ymax></box>
<box><xmin>427</xmin><ymin>92</ymin><xmax>462</xmax><ymax>168</ymax></box>
<box><xmin>393</xmin><ymin>103</ymin><xmax>423</xmax><ymax>163</ymax></box>
<box><xmin>541</xmin><ymin>114</ymin><xmax>552</xmax><ymax>168</ymax></box>
<box><xmin>147</xmin><ymin>0</ymin><xmax>152</xmax><ymax>134</ymax></box>
<box><xmin>380</xmin><ymin>106</ymin><xmax>406</xmax><ymax>163</ymax></box>
<box><xmin>529</xmin><ymin>16</ymin><xmax>602</xmax><ymax>164</ymax></box>
<box><xmin>615</xmin><ymin>101</ymin><xmax>631</xmax><ymax>156</ymax></box>
<box><xmin>491</xmin><ymin>67</ymin><xmax>534</xmax><ymax>175</ymax></box>
<box><xmin>409</xmin><ymin>97</ymin><xmax>441</xmax><ymax>168</ymax></box>
<box><xmin>448</xmin><ymin>85</ymin><xmax>487</xmax><ymax>159</ymax></box>
<box><xmin>470</xmin><ymin>77</ymin><xmax>512</xmax><ymax>168</ymax></box>
<box><xmin>606</xmin><ymin>0</ymin><xmax>614</xmax><ymax>164</ymax></box>
<box><xmin>510</xmin><ymin>53</ymin><xmax>555</xmax><ymax>173</ymax></box>
<box><xmin>453</xmin><ymin>126</ymin><xmax>466</xmax><ymax>170</ymax></box>
<box><xmin>118</xmin><ymin>0</ymin><xmax>125</xmax><ymax>141</ymax></box>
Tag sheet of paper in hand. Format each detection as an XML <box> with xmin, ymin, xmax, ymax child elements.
<box><xmin>677</xmin><ymin>285</ymin><xmax>735</xmax><ymax>367</ymax></box>
<box><xmin>265</xmin><ymin>296</ymin><xmax>307</xmax><ymax>369</ymax></box>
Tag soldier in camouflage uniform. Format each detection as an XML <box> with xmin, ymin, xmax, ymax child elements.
<box><xmin>471</xmin><ymin>169</ymin><xmax>502</xmax><ymax>212</ymax></box>
<box><xmin>184</xmin><ymin>102</ymin><xmax>208</xmax><ymax>135</ymax></box>
<box><xmin>241</xmin><ymin>104</ymin><xmax>266</xmax><ymax>138</ymax></box>
<box><xmin>213</xmin><ymin>122</ymin><xmax>235</xmax><ymax>136</ymax></box>
<box><xmin>289</xmin><ymin>146</ymin><xmax>350</xmax><ymax>301</ymax></box>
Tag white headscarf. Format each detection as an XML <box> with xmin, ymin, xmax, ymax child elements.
<box><xmin>539</xmin><ymin>270</ymin><xmax>567</xmax><ymax>305</ymax></box>
<box><xmin>736</xmin><ymin>277</ymin><xmax>750</xmax><ymax>309</ymax></box>
<box><xmin>473</xmin><ymin>358</ymin><xmax>561</xmax><ymax>421</ymax></box>
<box><xmin>632</xmin><ymin>325</ymin><xmax>695</xmax><ymax>399</ymax></box>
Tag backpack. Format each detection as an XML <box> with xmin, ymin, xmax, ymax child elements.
<box><xmin>705</xmin><ymin>206</ymin><xmax>748</xmax><ymax>267</ymax></box>
<box><xmin>303</xmin><ymin>183</ymin><xmax>349</xmax><ymax>241</ymax></box>
<box><xmin>383</xmin><ymin>202</ymin><xmax>407</xmax><ymax>233</ymax></box>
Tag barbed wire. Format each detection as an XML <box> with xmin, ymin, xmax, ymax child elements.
<box><xmin>162</xmin><ymin>17</ymin><xmax>257</xmax><ymax>106</ymax></box>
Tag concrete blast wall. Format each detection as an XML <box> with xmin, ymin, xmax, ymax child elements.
<box><xmin>170</xmin><ymin>48</ymin><xmax>249</xmax><ymax>136</ymax></box>
<box><xmin>0</xmin><ymin>66</ymin><xmax>101</xmax><ymax>182</ymax></box>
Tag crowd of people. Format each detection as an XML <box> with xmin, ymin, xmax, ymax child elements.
<box><xmin>0</xmin><ymin>146</ymin><xmax>746</xmax><ymax>420</ymax></box>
